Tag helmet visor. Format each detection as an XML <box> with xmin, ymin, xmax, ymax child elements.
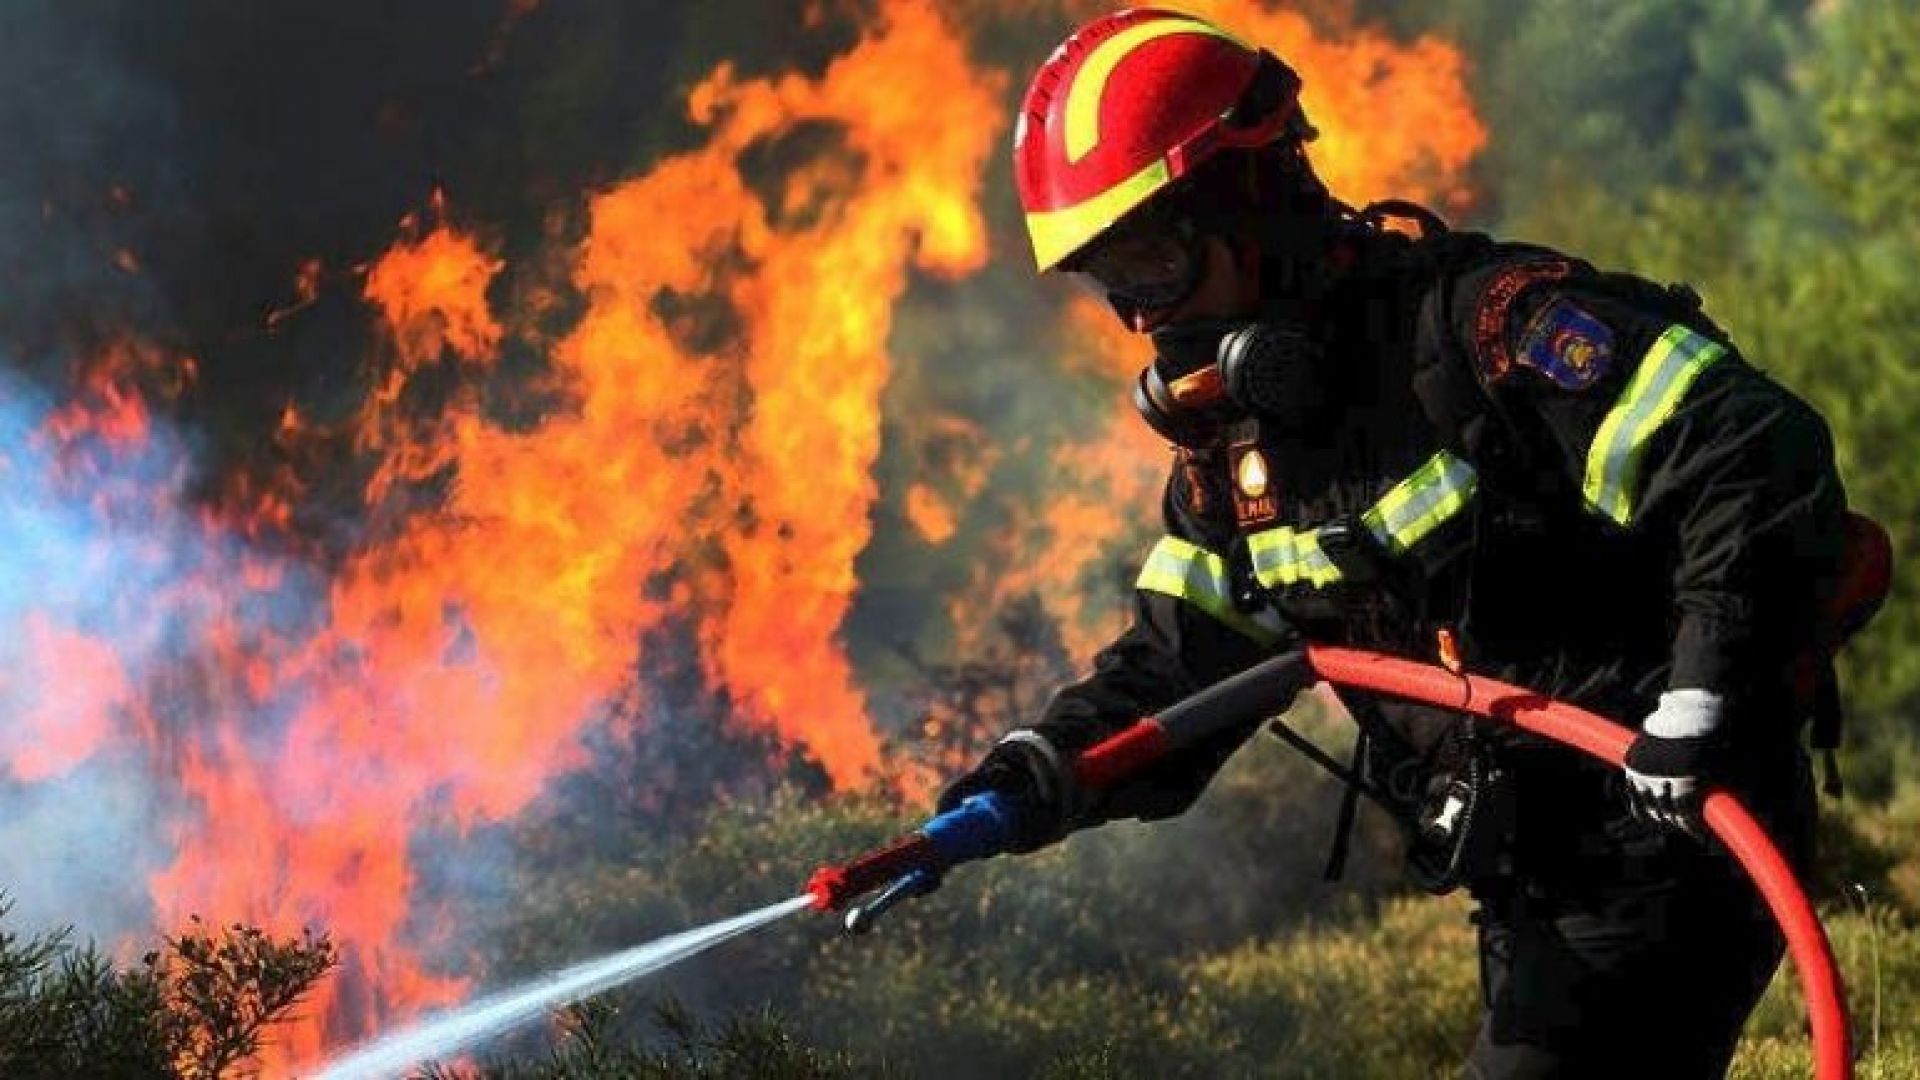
<box><xmin>1068</xmin><ymin>216</ymin><xmax>1207</xmax><ymax>317</ymax></box>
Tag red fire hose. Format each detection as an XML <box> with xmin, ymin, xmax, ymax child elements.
<box><xmin>1306</xmin><ymin>644</ymin><xmax>1852</xmax><ymax>1080</ymax></box>
<box><xmin>816</xmin><ymin>644</ymin><xmax>1853</xmax><ymax>1077</ymax></box>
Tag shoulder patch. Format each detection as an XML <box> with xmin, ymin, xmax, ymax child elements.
<box><xmin>1514</xmin><ymin>298</ymin><xmax>1614</xmax><ymax>390</ymax></box>
<box><xmin>1472</xmin><ymin>259</ymin><xmax>1573</xmax><ymax>379</ymax></box>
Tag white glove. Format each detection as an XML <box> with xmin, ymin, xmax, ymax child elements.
<box><xmin>1623</xmin><ymin>689</ymin><xmax>1726</xmax><ymax>839</ymax></box>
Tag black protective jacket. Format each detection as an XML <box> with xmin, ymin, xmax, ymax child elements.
<box><xmin>1028</xmin><ymin>226</ymin><xmax>1847</xmax><ymax>892</ymax></box>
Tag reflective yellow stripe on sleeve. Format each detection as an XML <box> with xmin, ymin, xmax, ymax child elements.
<box><xmin>1359</xmin><ymin>451</ymin><xmax>1479</xmax><ymax>555</ymax></box>
<box><xmin>1247</xmin><ymin>451</ymin><xmax>1477</xmax><ymax>591</ymax></box>
<box><xmin>1582</xmin><ymin>325</ymin><xmax>1728</xmax><ymax>525</ymax></box>
<box><xmin>1135</xmin><ymin>536</ymin><xmax>1287</xmax><ymax>645</ymax></box>
<box><xmin>1247</xmin><ymin>526</ymin><xmax>1342</xmax><ymax>590</ymax></box>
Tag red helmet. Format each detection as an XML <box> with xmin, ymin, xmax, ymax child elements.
<box><xmin>1014</xmin><ymin>8</ymin><xmax>1305</xmax><ymax>272</ymax></box>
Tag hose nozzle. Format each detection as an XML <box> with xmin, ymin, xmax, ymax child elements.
<box><xmin>842</xmin><ymin>868</ymin><xmax>941</xmax><ymax>935</ymax></box>
<box><xmin>806</xmin><ymin>792</ymin><xmax>1018</xmax><ymax>913</ymax></box>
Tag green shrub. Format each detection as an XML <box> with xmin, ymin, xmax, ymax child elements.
<box><xmin>0</xmin><ymin>901</ymin><xmax>333</xmax><ymax>1079</ymax></box>
<box><xmin>1180</xmin><ymin>895</ymin><xmax>1480</xmax><ymax>1080</ymax></box>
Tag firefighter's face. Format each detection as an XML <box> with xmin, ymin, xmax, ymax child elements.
<box><xmin>1073</xmin><ymin>214</ymin><xmax>1261</xmax><ymax>333</ymax></box>
<box><xmin>1085</xmin><ymin>233</ymin><xmax>1259</xmax><ymax>334</ymax></box>
<box><xmin>1136</xmin><ymin>235</ymin><xmax>1260</xmax><ymax>332</ymax></box>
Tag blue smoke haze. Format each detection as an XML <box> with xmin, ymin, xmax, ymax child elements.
<box><xmin>0</xmin><ymin>372</ymin><xmax>173</xmax><ymax>941</ymax></box>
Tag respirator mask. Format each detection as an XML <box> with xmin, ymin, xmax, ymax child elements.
<box><xmin>1134</xmin><ymin>318</ymin><xmax>1329</xmax><ymax>448</ymax></box>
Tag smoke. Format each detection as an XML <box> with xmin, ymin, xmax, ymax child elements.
<box><xmin>0</xmin><ymin>0</ymin><xmax>704</xmax><ymax>432</ymax></box>
<box><xmin>0</xmin><ymin>385</ymin><xmax>164</xmax><ymax>941</ymax></box>
<box><xmin>0</xmin><ymin>354</ymin><xmax>314</xmax><ymax>942</ymax></box>
<box><xmin>0</xmin><ymin>757</ymin><xmax>161</xmax><ymax>941</ymax></box>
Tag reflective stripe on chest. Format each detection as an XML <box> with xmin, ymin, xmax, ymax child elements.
<box><xmin>1246</xmin><ymin>450</ymin><xmax>1478</xmax><ymax>590</ymax></box>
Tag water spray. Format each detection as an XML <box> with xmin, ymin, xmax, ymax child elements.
<box><xmin>310</xmin><ymin>895</ymin><xmax>813</xmax><ymax>1080</ymax></box>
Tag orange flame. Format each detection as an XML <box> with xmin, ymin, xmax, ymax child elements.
<box><xmin>905</xmin><ymin>484</ymin><xmax>961</xmax><ymax>543</ymax></box>
<box><xmin>38</xmin><ymin>341</ymin><xmax>169</xmax><ymax>451</ymax></box>
<box><xmin>1177</xmin><ymin>0</ymin><xmax>1487</xmax><ymax>211</ymax></box>
<box><xmin>363</xmin><ymin>221</ymin><xmax>505</xmax><ymax>368</ymax></box>
<box><xmin>675</xmin><ymin>0</ymin><xmax>1004</xmax><ymax>782</ymax></box>
<box><xmin>131</xmin><ymin>1</ymin><xmax>1003</xmax><ymax>1069</ymax></box>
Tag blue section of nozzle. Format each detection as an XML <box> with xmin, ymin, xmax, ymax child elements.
<box><xmin>839</xmin><ymin>794</ymin><xmax>1017</xmax><ymax>936</ymax></box>
<box><xmin>920</xmin><ymin>791</ymin><xmax>1019</xmax><ymax>866</ymax></box>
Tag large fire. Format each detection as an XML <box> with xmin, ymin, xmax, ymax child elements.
<box><xmin>0</xmin><ymin>2</ymin><xmax>1481</xmax><ymax>1074</ymax></box>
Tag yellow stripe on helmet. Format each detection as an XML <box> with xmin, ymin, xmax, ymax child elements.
<box><xmin>1025</xmin><ymin>155</ymin><xmax>1171</xmax><ymax>271</ymax></box>
<box><xmin>1064</xmin><ymin>17</ymin><xmax>1244</xmax><ymax>165</ymax></box>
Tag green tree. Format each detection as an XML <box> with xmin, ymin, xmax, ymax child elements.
<box><xmin>1375</xmin><ymin>0</ymin><xmax>1807</xmax><ymax>225</ymax></box>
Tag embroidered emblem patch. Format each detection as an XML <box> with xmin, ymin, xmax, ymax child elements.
<box><xmin>1515</xmin><ymin>298</ymin><xmax>1614</xmax><ymax>390</ymax></box>
<box><xmin>1235</xmin><ymin>447</ymin><xmax>1270</xmax><ymax>498</ymax></box>
<box><xmin>1472</xmin><ymin>259</ymin><xmax>1573</xmax><ymax>379</ymax></box>
<box><xmin>1227</xmin><ymin>440</ymin><xmax>1278</xmax><ymax>529</ymax></box>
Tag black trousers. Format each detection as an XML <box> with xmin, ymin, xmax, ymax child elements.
<box><xmin>1460</xmin><ymin>745</ymin><xmax>1817</xmax><ymax>1080</ymax></box>
<box><xmin>1462</xmin><ymin>865</ymin><xmax>1786</xmax><ymax>1079</ymax></box>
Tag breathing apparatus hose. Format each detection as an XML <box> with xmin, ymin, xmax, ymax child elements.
<box><xmin>1305</xmin><ymin>644</ymin><xmax>1852</xmax><ymax>1080</ymax></box>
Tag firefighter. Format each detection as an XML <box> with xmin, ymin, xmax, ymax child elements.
<box><xmin>943</xmin><ymin>9</ymin><xmax>1854</xmax><ymax>1078</ymax></box>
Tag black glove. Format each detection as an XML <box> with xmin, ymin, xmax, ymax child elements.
<box><xmin>1623</xmin><ymin>689</ymin><xmax>1728</xmax><ymax>840</ymax></box>
<box><xmin>938</xmin><ymin>730</ymin><xmax>1080</xmax><ymax>853</ymax></box>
